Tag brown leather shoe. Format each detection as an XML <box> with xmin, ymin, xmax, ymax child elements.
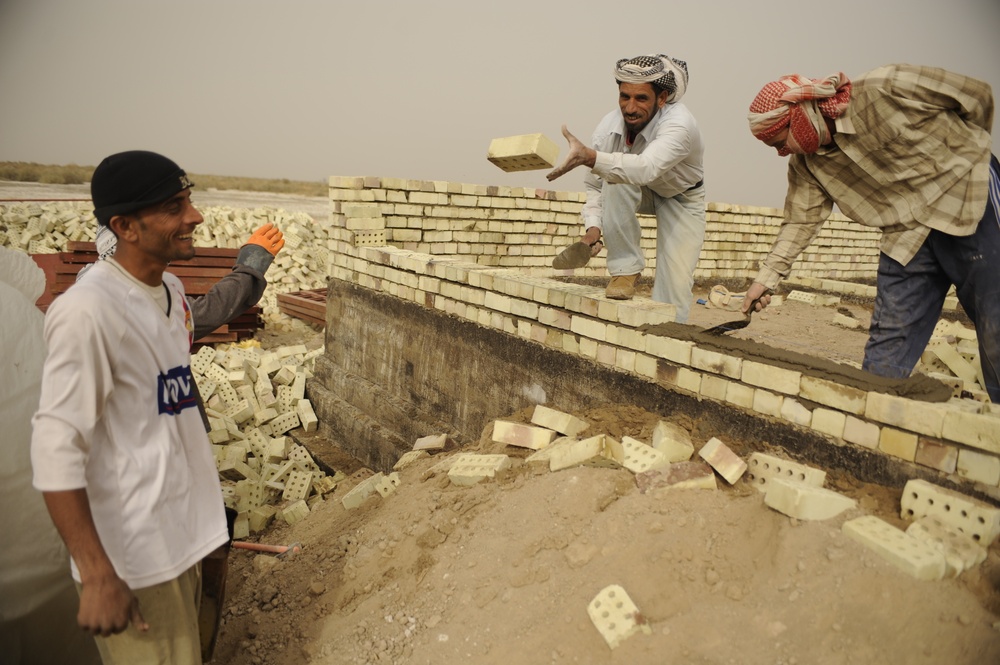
<box><xmin>606</xmin><ymin>274</ymin><xmax>639</xmax><ymax>299</ymax></box>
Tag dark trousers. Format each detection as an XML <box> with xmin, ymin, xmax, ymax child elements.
<box><xmin>863</xmin><ymin>154</ymin><xmax>1000</xmax><ymax>402</ymax></box>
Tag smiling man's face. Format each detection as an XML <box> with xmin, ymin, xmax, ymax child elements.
<box><xmin>619</xmin><ymin>82</ymin><xmax>668</xmax><ymax>134</ymax></box>
<box><xmin>128</xmin><ymin>189</ymin><xmax>203</xmax><ymax>264</ymax></box>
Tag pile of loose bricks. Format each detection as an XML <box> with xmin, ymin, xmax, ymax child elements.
<box><xmin>0</xmin><ymin>201</ymin><xmax>329</xmax><ymax>332</ymax></box>
<box><xmin>342</xmin><ymin>403</ymin><xmax>999</xmax><ymax>650</ymax></box>
<box><xmin>191</xmin><ymin>341</ymin><xmax>344</xmax><ymax>538</ymax></box>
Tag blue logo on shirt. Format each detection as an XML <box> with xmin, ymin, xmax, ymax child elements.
<box><xmin>158</xmin><ymin>365</ymin><xmax>199</xmax><ymax>415</ymax></box>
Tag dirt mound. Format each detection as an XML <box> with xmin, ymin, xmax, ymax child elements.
<box><xmin>212</xmin><ymin>405</ymin><xmax>1000</xmax><ymax>665</ymax></box>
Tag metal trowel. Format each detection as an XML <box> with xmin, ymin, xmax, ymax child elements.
<box><xmin>703</xmin><ymin>292</ymin><xmax>769</xmax><ymax>336</ymax></box>
<box><xmin>552</xmin><ymin>240</ymin><xmax>601</xmax><ymax>270</ymax></box>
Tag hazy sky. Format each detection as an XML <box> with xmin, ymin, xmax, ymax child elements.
<box><xmin>1</xmin><ymin>0</ymin><xmax>998</xmax><ymax>209</ymax></box>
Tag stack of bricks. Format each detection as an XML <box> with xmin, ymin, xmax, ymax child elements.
<box><xmin>326</xmin><ymin>239</ymin><xmax>1000</xmax><ymax>495</ymax></box>
<box><xmin>916</xmin><ymin>319</ymin><xmax>990</xmax><ymax>402</ymax></box>
<box><xmin>785</xmin><ymin>275</ymin><xmax>963</xmax><ymax>313</ymax></box>
<box><xmin>191</xmin><ymin>340</ymin><xmax>338</xmax><ymax>536</ymax></box>
<box><xmin>1</xmin><ymin>201</ymin><xmax>96</xmax><ymax>253</ymax></box>
<box><xmin>328</xmin><ymin>177</ymin><xmax>882</xmax><ymax>282</ymax></box>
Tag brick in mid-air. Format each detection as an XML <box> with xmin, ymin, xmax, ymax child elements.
<box><xmin>487</xmin><ymin>133</ymin><xmax>559</xmax><ymax>172</ymax></box>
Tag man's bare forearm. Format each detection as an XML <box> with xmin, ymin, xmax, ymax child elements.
<box><xmin>42</xmin><ymin>489</ymin><xmax>147</xmax><ymax>635</ymax></box>
<box><xmin>43</xmin><ymin>489</ymin><xmax>116</xmax><ymax>583</ymax></box>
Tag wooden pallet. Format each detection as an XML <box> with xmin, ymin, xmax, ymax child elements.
<box><xmin>277</xmin><ymin>288</ymin><xmax>327</xmax><ymax>327</ymax></box>
<box><xmin>31</xmin><ymin>242</ymin><xmax>262</xmax><ymax>344</ymax></box>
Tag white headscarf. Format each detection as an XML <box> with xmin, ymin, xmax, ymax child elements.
<box><xmin>614</xmin><ymin>54</ymin><xmax>689</xmax><ymax>103</ymax></box>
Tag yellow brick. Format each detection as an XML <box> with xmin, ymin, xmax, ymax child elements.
<box><xmin>914</xmin><ymin>439</ymin><xmax>958</xmax><ymax>474</ymax></box>
<box><xmin>843</xmin><ymin>416</ymin><xmax>880</xmax><ymax>449</ymax></box>
<box><xmin>726</xmin><ymin>382</ymin><xmax>755</xmax><ymax>409</ymax></box>
<box><xmin>531</xmin><ymin>405</ymin><xmax>589</xmax><ymax>437</ymax></box>
<box><xmin>956</xmin><ymin>449</ymin><xmax>1000</xmax><ymax>486</ymax></box>
<box><xmin>878</xmin><ymin>427</ymin><xmax>918</xmax><ymax>461</ymax></box>
<box><xmin>864</xmin><ymin>392</ymin><xmax>945</xmax><ymax>438</ymax></box>
<box><xmin>941</xmin><ymin>411</ymin><xmax>1000</xmax><ymax>454</ymax></box>
<box><xmin>780</xmin><ymin>398</ymin><xmax>812</xmax><ymax>427</ymax></box>
<box><xmin>811</xmin><ymin>408</ymin><xmax>846</xmax><ymax>438</ymax></box>
<box><xmin>741</xmin><ymin>360</ymin><xmax>801</xmax><ymax>395</ymax></box>
<box><xmin>645</xmin><ymin>334</ymin><xmax>693</xmax><ymax>365</ymax></box>
<box><xmin>799</xmin><ymin>375</ymin><xmax>866</xmax><ymax>416</ymax></box>
<box><xmin>491</xmin><ymin>420</ymin><xmax>556</xmax><ymax>450</ymax></box>
<box><xmin>690</xmin><ymin>347</ymin><xmax>742</xmax><ymax>379</ymax></box>
<box><xmin>570</xmin><ymin>315</ymin><xmax>607</xmax><ymax>341</ymax></box>
<box><xmin>486</xmin><ymin>133</ymin><xmax>559</xmax><ymax>172</ymax></box>
<box><xmin>752</xmin><ymin>389</ymin><xmax>784</xmax><ymax>417</ymax></box>
<box><xmin>700</xmin><ymin>374</ymin><xmax>729</xmax><ymax>401</ymax></box>
<box><xmin>698</xmin><ymin>437</ymin><xmax>747</xmax><ymax>484</ymax></box>
<box><xmin>617</xmin><ymin>301</ymin><xmax>676</xmax><ymax>327</ymax></box>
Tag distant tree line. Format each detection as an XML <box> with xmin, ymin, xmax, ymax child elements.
<box><xmin>0</xmin><ymin>161</ymin><xmax>326</xmax><ymax>197</ymax></box>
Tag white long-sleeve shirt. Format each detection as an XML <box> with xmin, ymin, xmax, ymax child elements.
<box><xmin>31</xmin><ymin>260</ymin><xmax>228</xmax><ymax>589</ymax></box>
<box><xmin>582</xmin><ymin>102</ymin><xmax>705</xmax><ymax>231</ymax></box>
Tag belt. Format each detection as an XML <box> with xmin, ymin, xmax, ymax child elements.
<box><xmin>686</xmin><ymin>179</ymin><xmax>704</xmax><ymax>192</ymax></box>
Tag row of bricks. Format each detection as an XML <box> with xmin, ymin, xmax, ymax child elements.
<box><xmin>328</xmin><ymin>206</ymin><xmax>878</xmax><ymax>249</ymax></box>
<box><xmin>327</xmin><ymin>177</ymin><xmax>870</xmax><ymax>228</ymax></box>
<box><xmin>330</xmin><ymin>175</ymin><xmax>859</xmax><ymax>220</ymax></box>
<box><xmin>345</xmin><ymin>222</ymin><xmax>878</xmax><ymax>264</ymax></box>
<box><xmin>334</xmin><ymin>199</ymin><xmax>583</xmax><ymax>215</ymax></box>
<box><xmin>332</xmin><ymin>204</ymin><xmax>880</xmax><ymax>252</ymax></box>
<box><xmin>323</xmin><ymin>231</ymin><xmax>881</xmax><ymax>284</ymax></box>
<box><xmin>325</xmin><ymin>244</ymin><xmax>1000</xmax><ymax>488</ymax></box>
<box><xmin>786</xmin><ymin>276</ymin><xmax>962</xmax><ymax>314</ymax></box>
<box><xmin>329</xmin><ymin>175</ymin><xmax>585</xmax><ymax>201</ymax></box>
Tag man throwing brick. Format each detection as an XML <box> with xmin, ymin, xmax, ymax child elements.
<box><xmin>31</xmin><ymin>150</ymin><xmax>232</xmax><ymax>664</ymax></box>
<box><xmin>547</xmin><ymin>54</ymin><xmax>706</xmax><ymax>322</ymax></box>
<box><xmin>743</xmin><ymin>65</ymin><xmax>999</xmax><ymax>402</ymax></box>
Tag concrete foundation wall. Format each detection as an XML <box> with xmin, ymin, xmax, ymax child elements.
<box><xmin>329</xmin><ymin>175</ymin><xmax>881</xmax><ymax>283</ymax></box>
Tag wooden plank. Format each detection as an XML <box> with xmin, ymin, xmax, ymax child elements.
<box><xmin>277</xmin><ymin>288</ymin><xmax>327</xmax><ymax>326</ymax></box>
<box><xmin>278</xmin><ymin>304</ymin><xmax>325</xmax><ymax>326</ymax></box>
<box><xmin>276</xmin><ymin>296</ymin><xmax>325</xmax><ymax>316</ymax></box>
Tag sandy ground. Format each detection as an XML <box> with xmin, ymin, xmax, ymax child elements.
<box><xmin>213</xmin><ymin>400</ymin><xmax>1000</xmax><ymax>665</ymax></box>
<box><xmin>6</xmin><ymin>181</ymin><xmax>999</xmax><ymax>664</ymax></box>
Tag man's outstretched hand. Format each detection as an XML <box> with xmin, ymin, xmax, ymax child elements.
<box><xmin>546</xmin><ymin>125</ymin><xmax>597</xmax><ymax>181</ymax></box>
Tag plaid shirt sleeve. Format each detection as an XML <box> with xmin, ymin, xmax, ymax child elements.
<box><xmin>754</xmin><ymin>157</ymin><xmax>834</xmax><ymax>289</ymax></box>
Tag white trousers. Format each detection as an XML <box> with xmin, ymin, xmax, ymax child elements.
<box><xmin>601</xmin><ymin>182</ymin><xmax>706</xmax><ymax>322</ymax></box>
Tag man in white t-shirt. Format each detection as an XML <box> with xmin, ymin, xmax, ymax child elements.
<box><xmin>31</xmin><ymin>150</ymin><xmax>234</xmax><ymax>664</ymax></box>
<box><xmin>547</xmin><ymin>54</ymin><xmax>706</xmax><ymax>322</ymax></box>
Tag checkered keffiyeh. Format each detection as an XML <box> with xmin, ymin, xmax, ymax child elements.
<box><xmin>748</xmin><ymin>73</ymin><xmax>852</xmax><ymax>155</ymax></box>
<box><xmin>614</xmin><ymin>54</ymin><xmax>689</xmax><ymax>103</ymax></box>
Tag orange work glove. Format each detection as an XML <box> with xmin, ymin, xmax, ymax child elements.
<box><xmin>246</xmin><ymin>223</ymin><xmax>284</xmax><ymax>256</ymax></box>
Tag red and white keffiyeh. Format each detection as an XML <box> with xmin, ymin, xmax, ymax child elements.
<box><xmin>748</xmin><ymin>73</ymin><xmax>852</xmax><ymax>155</ymax></box>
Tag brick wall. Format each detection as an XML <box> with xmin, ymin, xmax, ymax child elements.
<box><xmin>329</xmin><ymin>176</ymin><xmax>882</xmax><ymax>283</ymax></box>
<box><xmin>323</xmin><ymin>185</ymin><xmax>1000</xmax><ymax>498</ymax></box>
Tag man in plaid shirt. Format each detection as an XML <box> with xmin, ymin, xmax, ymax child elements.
<box><xmin>744</xmin><ymin>64</ymin><xmax>998</xmax><ymax>402</ymax></box>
